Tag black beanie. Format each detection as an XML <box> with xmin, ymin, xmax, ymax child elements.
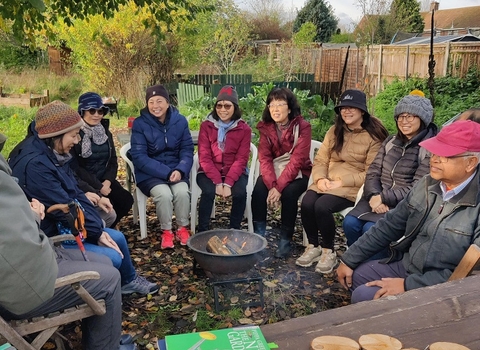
<box><xmin>146</xmin><ymin>84</ymin><xmax>170</xmax><ymax>104</ymax></box>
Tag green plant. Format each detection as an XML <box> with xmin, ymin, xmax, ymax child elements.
<box><xmin>0</xmin><ymin>106</ymin><xmax>36</xmax><ymax>158</ymax></box>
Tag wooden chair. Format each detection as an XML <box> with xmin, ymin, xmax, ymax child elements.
<box><xmin>448</xmin><ymin>244</ymin><xmax>480</xmax><ymax>281</ymax></box>
<box><xmin>0</xmin><ymin>235</ymin><xmax>106</xmax><ymax>350</ymax></box>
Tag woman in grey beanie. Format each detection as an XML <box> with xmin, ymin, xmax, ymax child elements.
<box><xmin>343</xmin><ymin>93</ymin><xmax>438</xmax><ymax>258</ymax></box>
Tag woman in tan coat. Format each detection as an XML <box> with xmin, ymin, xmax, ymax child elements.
<box><xmin>298</xmin><ymin>90</ymin><xmax>388</xmax><ymax>274</ymax></box>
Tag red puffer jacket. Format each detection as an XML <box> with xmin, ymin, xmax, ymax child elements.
<box><xmin>257</xmin><ymin>116</ymin><xmax>312</xmax><ymax>192</ymax></box>
<box><xmin>198</xmin><ymin>116</ymin><xmax>252</xmax><ymax>187</ymax></box>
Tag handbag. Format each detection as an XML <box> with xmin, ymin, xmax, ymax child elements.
<box><xmin>273</xmin><ymin>124</ymin><xmax>303</xmax><ymax>180</ymax></box>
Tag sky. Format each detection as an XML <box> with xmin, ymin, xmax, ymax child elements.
<box><xmin>280</xmin><ymin>0</ymin><xmax>480</xmax><ymax>31</ymax></box>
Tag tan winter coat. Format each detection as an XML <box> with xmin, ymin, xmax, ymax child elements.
<box><xmin>309</xmin><ymin>125</ymin><xmax>382</xmax><ymax>202</ymax></box>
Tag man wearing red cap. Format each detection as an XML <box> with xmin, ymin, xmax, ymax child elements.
<box><xmin>337</xmin><ymin>120</ymin><xmax>480</xmax><ymax>303</ymax></box>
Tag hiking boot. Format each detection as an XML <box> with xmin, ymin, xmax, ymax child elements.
<box><xmin>296</xmin><ymin>244</ymin><xmax>322</xmax><ymax>267</ymax></box>
<box><xmin>176</xmin><ymin>226</ymin><xmax>190</xmax><ymax>246</ymax></box>
<box><xmin>121</xmin><ymin>275</ymin><xmax>159</xmax><ymax>295</ymax></box>
<box><xmin>119</xmin><ymin>344</ymin><xmax>138</xmax><ymax>350</ymax></box>
<box><xmin>253</xmin><ymin>221</ymin><xmax>267</xmax><ymax>236</ymax></box>
<box><xmin>161</xmin><ymin>230</ymin><xmax>174</xmax><ymax>249</ymax></box>
<box><xmin>315</xmin><ymin>248</ymin><xmax>338</xmax><ymax>274</ymax></box>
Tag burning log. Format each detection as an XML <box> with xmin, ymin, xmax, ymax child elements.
<box><xmin>224</xmin><ymin>239</ymin><xmax>246</xmax><ymax>254</ymax></box>
<box><xmin>206</xmin><ymin>236</ymin><xmax>233</xmax><ymax>255</ymax></box>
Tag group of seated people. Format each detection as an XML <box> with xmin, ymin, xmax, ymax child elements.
<box><xmin>1</xmin><ymin>81</ymin><xmax>480</xmax><ymax>349</ymax></box>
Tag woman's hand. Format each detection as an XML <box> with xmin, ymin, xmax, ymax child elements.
<box><xmin>215</xmin><ymin>184</ymin><xmax>224</xmax><ymax>197</ymax></box>
<box><xmin>222</xmin><ymin>186</ymin><xmax>232</xmax><ymax>198</ymax></box>
<box><xmin>30</xmin><ymin>198</ymin><xmax>45</xmax><ymax>220</ymax></box>
<box><xmin>100</xmin><ymin>180</ymin><xmax>112</xmax><ymax>196</ymax></box>
<box><xmin>317</xmin><ymin>179</ymin><xmax>342</xmax><ymax>191</ymax></box>
<box><xmin>169</xmin><ymin>170</ymin><xmax>182</xmax><ymax>183</ymax></box>
<box><xmin>98</xmin><ymin>231</ymin><xmax>123</xmax><ymax>258</ymax></box>
<box><xmin>373</xmin><ymin>203</ymin><xmax>389</xmax><ymax>214</ymax></box>
<box><xmin>369</xmin><ymin>195</ymin><xmax>383</xmax><ymax>211</ymax></box>
<box><xmin>267</xmin><ymin>188</ymin><xmax>281</xmax><ymax>208</ymax></box>
<box><xmin>98</xmin><ymin>197</ymin><xmax>113</xmax><ymax>213</ymax></box>
<box><xmin>85</xmin><ymin>192</ymin><xmax>100</xmax><ymax>206</ymax></box>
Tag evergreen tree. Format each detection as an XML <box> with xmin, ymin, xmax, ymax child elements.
<box><xmin>293</xmin><ymin>0</ymin><xmax>338</xmax><ymax>42</ymax></box>
<box><xmin>389</xmin><ymin>0</ymin><xmax>424</xmax><ymax>34</ymax></box>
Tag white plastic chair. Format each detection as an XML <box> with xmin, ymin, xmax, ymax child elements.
<box><xmin>190</xmin><ymin>143</ymin><xmax>258</xmax><ymax>234</ymax></box>
<box><xmin>119</xmin><ymin>142</ymin><xmax>149</xmax><ymax>240</ymax></box>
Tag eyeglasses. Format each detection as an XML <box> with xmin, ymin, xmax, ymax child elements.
<box><xmin>431</xmin><ymin>153</ymin><xmax>475</xmax><ymax>163</ymax></box>
<box><xmin>339</xmin><ymin>106</ymin><xmax>357</xmax><ymax>112</ymax></box>
<box><xmin>268</xmin><ymin>102</ymin><xmax>288</xmax><ymax>109</ymax></box>
<box><xmin>216</xmin><ymin>103</ymin><xmax>233</xmax><ymax>111</ymax></box>
<box><xmin>86</xmin><ymin>108</ymin><xmax>105</xmax><ymax>116</ymax></box>
<box><xmin>395</xmin><ymin>114</ymin><xmax>417</xmax><ymax>122</ymax></box>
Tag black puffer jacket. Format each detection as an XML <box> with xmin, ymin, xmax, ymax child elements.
<box><xmin>348</xmin><ymin>124</ymin><xmax>437</xmax><ymax>222</ymax></box>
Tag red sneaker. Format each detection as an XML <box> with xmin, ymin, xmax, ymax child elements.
<box><xmin>161</xmin><ymin>230</ymin><xmax>174</xmax><ymax>249</ymax></box>
<box><xmin>176</xmin><ymin>227</ymin><xmax>190</xmax><ymax>246</ymax></box>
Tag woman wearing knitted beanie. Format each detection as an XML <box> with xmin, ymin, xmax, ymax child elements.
<box><xmin>9</xmin><ymin>100</ymin><xmax>158</xmax><ymax>296</ymax></box>
<box><xmin>196</xmin><ymin>85</ymin><xmax>252</xmax><ymax>232</ymax></box>
<box><xmin>342</xmin><ymin>93</ymin><xmax>438</xmax><ymax>260</ymax></box>
<box><xmin>130</xmin><ymin>85</ymin><xmax>194</xmax><ymax>249</ymax></box>
<box><xmin>71</xmin><ymin>92</ymin><xmax>134</xmax><ymax>228</ymax></box>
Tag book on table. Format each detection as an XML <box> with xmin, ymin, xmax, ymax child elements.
<box><xmin>160</xmin><ymin>325</ymin><xmax>270</xmax><ymax>350</ymax></box>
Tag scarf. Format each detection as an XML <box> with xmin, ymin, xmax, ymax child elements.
<box><xmin>217</xmin><ymin>120</ymin><xmax>234</xmax><ymax>152</ymax></box>
<box><xmin>81</xmin><ymin>123</ymin><xmax>108</xmax><ymax>158</ymax></box>
<box><xmin>53</xmin><ymin>149</ymin><xmax>73</xmax><ymax>166</ymax></box>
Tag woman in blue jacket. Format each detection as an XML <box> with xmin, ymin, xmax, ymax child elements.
<box><xmin>9</xmin><ymin>101</ymin><xmax>157</xmax><ymax>296</ymax></box>
<box><xmin>130</xmin><ymin>85</ymin><xmax>194</xmax><ymax>249</ymax></box>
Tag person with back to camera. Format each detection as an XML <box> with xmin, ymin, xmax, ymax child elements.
<box><xmin>0</xmin><ymin>144</ymin><xmax>138</xmax><ymax>350</ymax></box>
<box><xmin>336</xmin><ymin>120</ymin><xmax>480</xmax><ymax>303</ymax></box>
<box><xmin>8</xmin><ymin>101</ymin><xmax>158</xmax><ymax>296</ymax></box>
<box><xmin>196</xmin><ymin>86</ymin><xmax>252</xmax><ymax>232</ymax></box>
<box><xmin>342</xmin><ymin>93</ymin><xmax>438</xmax><ymax>260</ymax></box>
<box><xmin>251</xmin><ymin>87</ymin><xmax>312</xmax><ymax>258</ymax></box>
<box><xmin>456</xmin><ymin>107</ymin><xmax>480</xmax><ymax>122</ymax></box>
<box><xmin>71</xmin><ymin>92</ymin><xmax>134</xmax><ymax>228</ymax></box>
<box><xmin>297</xmin><ymin>89</ymin><xmax>388</xmax><ymax>274</ymax></box>
<box><xmin>130</xmin><ymin>84</ymin><xmax>194</xmax><ymax>249</ymax></box>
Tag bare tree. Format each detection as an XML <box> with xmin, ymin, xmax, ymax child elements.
<box><xmin>355</xmin><ymin>0</ymin><xmax>391</xmax><ymax>16</ymax></box>
<box><xmin>419</xmin><ymin>0</ymin><xmax>432</xmax><ymax>12</ymax></box>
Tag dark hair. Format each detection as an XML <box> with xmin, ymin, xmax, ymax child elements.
<box><xmin>211</xmin><ymin>102</ymin><xmax>242</xmax><ymax>121</ymax></box>
<box><xmin>457</xmin><ymin>108</ymin><xmax>480</xmax><ymax>123</ymax></box>
<box><xmin>332</xmin><ymin>112</ymin><xmax>389</xmax><ymax>153</ymax></box>
<box><xmin>262</xmin><ymin>87</ymin><xmax>301</xmax><ymax>123</ymax></box>
<box><xmin>395</xmin><ymin>119</ymin><xmax>426</xmax><ymax>144</ymax></box>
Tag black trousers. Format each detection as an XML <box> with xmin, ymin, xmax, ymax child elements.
<box><xmin>106</xmin><ymin>179</ymin><xmax>134</xmax><ymax>227</ymax></box>
<box><xmin>251</xmin><ymin>175</ymin><xmax>308</xmax><ymax>232</ymax></box>
<box><xmin>196</xmin><ymin>172</ymin><xmax>248</xmax><ymax>232</ymax></box>
<box><xmin>301</xmin><ymin>190</ymin><xmax>353</xmax><ymax>249</ymax></box>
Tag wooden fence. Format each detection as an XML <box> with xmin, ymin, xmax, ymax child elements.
<box><xmin>263</xmin><ymin>42</ymin><xmax>480</xmax><ymax>97</ymax></box>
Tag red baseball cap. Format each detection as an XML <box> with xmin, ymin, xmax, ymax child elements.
<box><xmin>420</xmin><ymin>120</ymin><xmax>480</xmax><ymax>157</ymax></box>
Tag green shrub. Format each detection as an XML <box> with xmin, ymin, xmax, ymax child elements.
<box><xmin>0</xmin><ymin>106</ymin><xmax>36</xmax><ymax>158</ymax></box>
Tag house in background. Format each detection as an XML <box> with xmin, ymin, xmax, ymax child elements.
<box><xmin>421</xmin><ymin>1</ymin><xmax>480</xmax><ymax>37</ymax></box>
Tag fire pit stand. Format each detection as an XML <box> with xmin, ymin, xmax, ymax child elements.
<box><xmin>209</xmin><ymin>274</ymin><xmax>264</xmax><ymax>313</ymax></box>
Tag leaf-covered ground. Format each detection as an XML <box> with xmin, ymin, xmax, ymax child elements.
<box><xmin>43</xmin><ymin>127</ymin><xmax>351</xmax><ymax>350</ymax></box>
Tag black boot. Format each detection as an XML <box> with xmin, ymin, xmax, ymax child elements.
<box><xmin>253</xmin><ymin>221</ymin><xmax>267</xmax><ymax>236</ymax></box>
<box><xmin>275</xmin><ymin>225</ymin><xmax>293</xmax><ymax>258</ymax></box>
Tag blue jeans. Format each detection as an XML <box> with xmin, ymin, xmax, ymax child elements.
<box><xmin>343</xmin><ymin>214</ymin><xmax>388</xmax><ymax>261</ymax></box>
<box><xmin>63</xmin><ymin>228</ymin><xmax>136</xmax><ymax>285</ymax></box>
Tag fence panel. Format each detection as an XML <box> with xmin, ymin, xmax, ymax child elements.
<box><xmin>176</xmin><ymin>83</ymin><xmax>206</xmax><ymax>106</ymax></box>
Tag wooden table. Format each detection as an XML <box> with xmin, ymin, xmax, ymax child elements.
<box><xmin>260</xmin><ymin>275</ymin><xmax>480</xmax><ymax>349</ymax></box>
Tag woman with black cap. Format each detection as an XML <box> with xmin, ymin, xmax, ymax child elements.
<box><xmin>297</xmin><ymin>89</ymin><xmax>388</xmax><ymax>274</ymax></box>
<box><xmin>72</xmin><ymin>92</ymin><xmax>134</xmax><ymax>228</ymax></box>
<box><xmin>130</xmin><ymin>85</ymin><xmax>194</xmax><ymax>249</ymax></box>
<box><xmin>196</xmin><ymin>85</ymin><xmax>252</xmax><ymax>232</ymax></box>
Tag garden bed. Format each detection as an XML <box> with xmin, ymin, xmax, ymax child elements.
<box><xmin>0</xmin><ymin>87</ymin><xmax>49</xmax><ymax>108</ymax></box>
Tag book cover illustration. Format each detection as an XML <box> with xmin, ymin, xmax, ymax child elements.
<box><xmin>164</xmin><ymin>325</ymin><xmax>270</xmax><ymax>350</ymax></box>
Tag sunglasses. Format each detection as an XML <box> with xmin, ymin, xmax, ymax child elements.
<box><xmin>86</xmin><ymin>108</ymin><xmax>105</xmax><ymax>116</ymax></box>
<box><xmin>216</xmin><ymin>103</ymin><xmax>233</xmax><ymax>111</ymax></box>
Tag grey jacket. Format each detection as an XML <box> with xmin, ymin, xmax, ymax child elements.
<box><xmin>341</xmin><ymin>168</ymin><xmax>480</xmax><ymax>290</ymax></box>
<box><xmin>0</xmin><ymin>155</ymin><xmax>58</xmax><ymax>315</ymax></box>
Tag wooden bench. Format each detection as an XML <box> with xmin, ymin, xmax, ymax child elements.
<box><xmin>261</xmin><ymin>244</ymin><xmax>480</xmax><ymax>349</ymax></box>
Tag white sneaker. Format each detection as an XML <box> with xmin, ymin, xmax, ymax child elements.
<box><xmin>315</xmin><ymin>248</ymin><xmax>337</xmax><ymax>274</ymax></box>
<box><xmin>296</xmin><ymin>244</ymin><xmax>322</xmax><ymax>267</ymax></box>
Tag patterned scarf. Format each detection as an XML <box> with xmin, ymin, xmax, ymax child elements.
<box><xmin>81</xmin><ymin>123</ymin><xmax>108</xmax><ymax>158</ymax></box>
<box><xmin>217</xmin><ymin>120</ymin><xmax>234</xmax><ymax>152</ymax></box>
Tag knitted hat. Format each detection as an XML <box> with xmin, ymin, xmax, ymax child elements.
<box><xmin>419</xmin><ymin>120</ymin><xmax>480</xmax><ymax>157</ymax></box>
<box><xmin>35</xmin><ymin>101</ymin><xmax>84</xmax><ymax>139</ymax></box>
<box><xmin>334</xmin><ymin>89</ymin><xmax>370</xmax><ymax>118</ymax></box>
<box><xmin>394</xmin><ymin>95</ymin><xmax>433</xmax><ymax>125</ymax></box>
<box><xmin>216</xmin><ymin>85</ymin><xmax>238</xmax><ymax>105</ymax></box>
<box><xmin>77</xmin><ymin>92</ymin><xmax>109</xmax><ymax>117</ymax></box>
<box><xmin>146</xmin><ymin>84</ymin><xmax>169</xmax><ymax>104</ymax></box>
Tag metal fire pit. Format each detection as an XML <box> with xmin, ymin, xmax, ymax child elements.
<box><xmin>187</xmin><ymin>229</ymin><xmax>267</xmax><ymax>275</ymax></box>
